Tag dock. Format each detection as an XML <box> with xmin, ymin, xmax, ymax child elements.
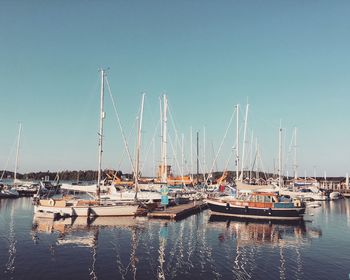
<box><xmin>148</xmin><ymin>201</ymin><xmax>207</xmax><ymax>220</ymax></box>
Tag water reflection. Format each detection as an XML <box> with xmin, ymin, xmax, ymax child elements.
<box><xmin>32</xmin><ymin>215</ymin><xmax>144</xmax><ymax>280</ymax></box>
<box><xmin>5</xmin><ymin>201</ymin><xmax>16</xmax><ymax>277</ymax></box>
<box><xmin>207</xmin><ymin>216</ymin><xmax>322</xmax><ymax>280</ymax></box>
<box><xmin>5</xmin><ymin>198</ymin><xmax>350</xmax><ymax>279</ymax></box>
<box><xmin>208</xmin><ymin>216</ymin><xmax>321</xmax><ymax>246</ymax></box>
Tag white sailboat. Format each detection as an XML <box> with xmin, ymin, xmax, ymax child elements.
<box><xmin>60</xmin><ymin>92</ymin><xmax>161</xmax><ymax>202</ymax></box>
<box><xmin>34</xmin><ymin>70</ymin><xmax>139</xmax><ymax>217</ymax></box>
<box><xmin>234</xmin><ymin>104</ymin><xmax>274</xmax><ymax>193</ymax></box>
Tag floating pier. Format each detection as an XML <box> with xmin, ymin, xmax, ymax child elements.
<box><xmin>148</xmin><ymin>201</ymin><xmax>207</xmax><ymax>220</ymax></box>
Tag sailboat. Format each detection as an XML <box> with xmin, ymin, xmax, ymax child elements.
<box><xmin>34</xmin><ymin>70</ymin><xmax>139</xmax><ymax>217</ymax></box>
<box><xmin>60</xmin><ymin>92</ymin><xmax>162</xmax><ymax>203</ymax></box>
<box><xmin>12</xmin><ymin>123</ymin><xmax>38</xmax><ymax>196</ymax></box>
<box><xmin>0</xmin><ymin>123</ymin><xmax>22</xmax><ymax>198</ymax></box>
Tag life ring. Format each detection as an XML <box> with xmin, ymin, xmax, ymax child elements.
<box><xmin>49</xmin><ymin>199</ymin><xmax>55</xmax><ymax>206</ymax></box>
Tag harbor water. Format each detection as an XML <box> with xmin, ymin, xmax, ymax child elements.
<box><xmin>0</xmin><ymin>198</ymin><xmax>349</xmax><ymax>279</ymax></box>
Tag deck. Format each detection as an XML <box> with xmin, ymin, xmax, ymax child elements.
<box><xmin>147</xmin><ymin>201</ymin><xmax>207</xmax><ymax>220</ymax></box>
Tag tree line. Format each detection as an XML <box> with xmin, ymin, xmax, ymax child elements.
<box><xmin>0</xmin><ymin>170</ymin><xmax>133</xmax><ymax>182</ymax></box>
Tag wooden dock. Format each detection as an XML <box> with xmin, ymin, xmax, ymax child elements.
<box><xmin>147</xmin><ymin>201</ymin><xmax>207</xmax><ymax>220</ymax></box>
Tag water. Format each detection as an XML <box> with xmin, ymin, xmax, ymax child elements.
<box><xmin>0</xmin><ymin>198</ymin><xmax>349</xmax><ymax>280</ymax></box>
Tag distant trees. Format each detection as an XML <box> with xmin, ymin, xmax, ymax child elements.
<box><xmin>0</xmin><ymin>169</ymin><xmax>132</xmax><ymax>182</ymax></box>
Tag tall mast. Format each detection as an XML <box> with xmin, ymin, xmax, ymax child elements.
<box><xmin>161</xmin><ymin>94</ymin><xmax>168</xmax><ymax>183</ymax></box>
<box><xmin>14</xmin><ymin>122</ymin><xmax>22</xmax><ymax>185</ymax></box>
<box><xmin>293</xmin><ymin>127</ymin><xmax>298</xmax><ymax>180</ymax></box>
<box><xmin>159</xmin><ymin>97</ymin><xmax>163</xmax><ymax>179</ymax></box>
<box><xmin>181</xmin><ymin>133</ymin><xmax>184</xmax><ymax>184</ymax></box>
<box><xmin>278</xmin><ymin>121</ymin><xmax>283</xmax><ymax>187</ymax></box>
<box><xmin>203</xmin><ymin>125</ymin><xmax>206</xmax><ymax>176</ymax></box>
<box><xmin>190</xmin><ymin>126</ymin><xmax>193</xmax><ymax>181</ymax></box>
<box><xmin>235</xmin><ymin>104</ymin><xmax>240</xmax><ymax>181</ymax></box>
<box><xmin>241</xmin><ymin>103</ymin><xmax>249</xmax><ymax>181</ymax></box>
<box><xmin>255</xmin><ymin>138</ymin><xmax>259</xmax><ymax>179</ymax></box>
<box><xmin>249</xmin><ymin>129</ymin><xmax>254</xmax><ymax>183</ymax></box>
<box><xmin>97</xmin><ymin>69</ymin><xmax>105</xmax><ymax>198</ymax></box>
<box><xmin>196</xmin><ymin>131</ymin><xmax>199</xmax><ymax>177</ymax></box>
<box><xmin>135</xmin><ymin>93</ymin><xmax>145</xmax><ymax>199</ymax></box>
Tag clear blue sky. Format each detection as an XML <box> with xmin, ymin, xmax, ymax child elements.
<box><xmin>0</xmin><ymin>0</ymin><xmax>349</xmax><ymax>177</ymax></box>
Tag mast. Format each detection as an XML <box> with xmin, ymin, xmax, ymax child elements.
<box><xmin>203</xmin><ymin>126</ymin><xmax>206</xmax><ymax>177</ymax></box>
<box><xmin>278</xmin><ymin>121</ymin><xmax>283</xmax><ymax>187</ymax></box>
<box><xmin>14</xmin><ymin>122</ymin><xmax>22</xmax><ymax>185</ymax></box>
<box><xmin>190</xmin><ymin>126</ymin><xmax>193</xmax><ymax>181</ymax></box>
<box><xmin>293</xmin><ymin>127</ymin><xmax>298</xmax><ymax>180</ymax></box>
<box><xmin>181</xmin><ymin>133</ymin><xmax>184</xmax><ymax>184</ymax></box>
<box><xmin>161</xmin><ymin>94</ymin><xmax>168</xmax><ymax>183</ymax></box>
<box><xmin>134</xmin><ymin>93</ymin><xmax>145</xmax><ymax>199</ymax></box>
<box><xmin>97</xmin><ymin>69</ymin><xmax>105</xmax><ymax>199</ymax></box>
<box><xmin>196</xmin><ymin>131</ymin><xmax>199</xmax><ymax>177</ymax></box>
<box><xmin>159</xmin><ymin>96</ymin><xmax>163</xmax><ymax>180</ymax></box>
<box><xmin>249</xmin><ymin>129</ymin><xmax>254</xmax><ymax>183</ymax></box>
<box><xmin>255</xmin><ymin>138</ymin><xmax>259</xmax><ymax>180</ymax></box>
<box><xmin>240</xmin><ymin>103</ymin><xmax>249</xmax><ymax>181</ymax></box>
<box><xmin>235</xmin><ymin>104</ymin><xmax>240</xmax><ymax>181</ymax></box>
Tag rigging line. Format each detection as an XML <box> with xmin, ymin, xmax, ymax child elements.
<box><xmin>223</xmin><ymin>149</ymin><xmax>234</xmax><ymax>174</ymax></box>
<box><xmin>167</xmin><ymin>103</ymin><xmax>183</xmax><ymax>160</ymax></box>
<box><xmin>285</xmin><ymin>129</ymin><xmax>295</xmax><ymax>175</ymax></box>
<box><xmin>168</xmin><ymin>136</ymin><xmax>183</xmax><ymax>181</ymax></box>
<box><xmin>258</xmin><ymin>148</ymin><xmax>269</xmax><ymax>181</ymax></box>
<box><xmin>144</xmin><ymin>94</ymin><xmax>160</xmax><ymax>132</ymax></box>
<box><xmin>114</xmin><ymin>117</ymin><xmax>137</xmax><ymax>177</ymax></box>
<box><xmin>251</xmin><ymin>149</ymin><xmax>258</xmax><ymax>172</ymax></box>
<box><xmin>205</xmin><ymin>106</ymin><xmax>237</xmax><ymax>183</ymax></box>
<box><xmin>105</xmin><ymin>77</ymin><xmax>135</xmax><ymax>174</ymax></box>
<box><xmin>167</xmin><ymin>104</ymin><xmax>191</xmax><ymax>177</ymax></box>
<box><xmin>0</xmin><ymin>134</ymin><xmax>17</xmax><ymax>180</ymax></box>
<box><xmin>139</xmin><ymin>119</ymin><xmax>160</xmax><ymax>175</ymax></box>
<box><xmin>283</xmin><ymin>132</ymin><xmax>290</xmax><ymax>177</ymax></box>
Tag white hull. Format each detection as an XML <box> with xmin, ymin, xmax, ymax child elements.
<box><xmin>279</xmin><ymin>189</ymin><xmax>327</xmax><ymax>201</ymax></box>
<box><xmin>101</xmin><ymin>191</ymin><xmax>161</xmax><ymax>202</ymax></box>
<box><xmin>89</xmin><ymin>204</ymin><xmax>138</xmax><ymax>216</ymax></box>
<box><xmin>34</xmin><ymin>203</ymin><xmax>138</xmax><ymax>217</ymax></box>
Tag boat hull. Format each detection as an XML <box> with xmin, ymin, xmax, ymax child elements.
<box><xmin>89</xmin><ymin>204</ymin><xmax>138</xmax><ymax>216</ymax></box>
<box><xmin>207</xmin><ymin>200</ymin><xmax>305</xmax><ymax>220</ymax></box>
<box><xmin>34</xmin><ymin>203</ymin><xmax>138</xmax><ymax>217</ymax></box>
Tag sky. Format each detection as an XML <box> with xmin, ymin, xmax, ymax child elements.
<box><xmin>0</xmin><ymin>0</ymin><xmax>349</xmax><ymax>177</ymax></box>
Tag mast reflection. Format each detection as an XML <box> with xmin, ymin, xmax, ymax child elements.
<box><xmin>32</xmin><ymin>215</ymin><xmax>144</xmax><ymax>280</ymax></box>
<box><xmin>5</xmin><ymin>201</ymin><xmax>16</xmax><ymax>276</ymax></box>
<box><xmin>208</xmin><ymin>216</ymin><xmax>321</xmax><ymax>246</ymax></box>
<box><xmin>208</xmin><ymin>216</ymin><xmax>322</xmax><ymax>279</ymax></box>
